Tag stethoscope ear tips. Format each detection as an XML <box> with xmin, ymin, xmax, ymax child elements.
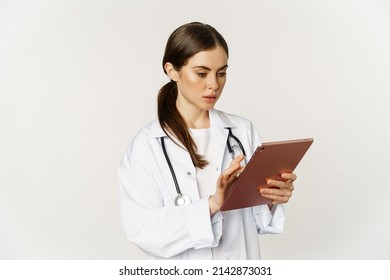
<box><xmin>175</xmin><ymin>194</ymin><xmax>192</xmax><ymax>206</ymax></box>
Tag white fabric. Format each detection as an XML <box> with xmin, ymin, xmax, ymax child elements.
<box><xmin>190</xmin><ymin>127</ymin><xmax>223</xmax><ymax>259</ymax></box>
<box><xmin>189</xmin><ymin>127</ymin><xmax>217</xmax><ymax>199</ymax></box>
<box><xmin>118</xmin><ymin>109</ymin><xmax>285</xmax><ymax>260</ymax></box>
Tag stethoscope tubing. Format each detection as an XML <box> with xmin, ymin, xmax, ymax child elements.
<box><xmin>161</xmin><ymin>137</ymin><xmax>181</xmax><ymax>196</ymax></box>
<box><xmin>161</xmin><ymin>128</ymin><xmax>246</xmax><ymax>206</ymax></box>
<box><xmin>226</xmin><ymin>127</ymin><xmax>246</xmax><ymax>157</ymax></box>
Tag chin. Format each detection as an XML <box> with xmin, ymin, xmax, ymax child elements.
<box><xmin>202</xmin><ymin>104</ymin><xmax>216</xmax><ymax>111</ymax></box>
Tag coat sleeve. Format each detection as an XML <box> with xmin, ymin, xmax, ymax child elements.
<box><xmin>118</xmin><ymin>135</ymin><xmax>223</xmax><ymax>258</ymax></box>
<box><xmin>247</xmin><ymin>121</ymin><xmax>286</xmax><ymax>234</ymax></box>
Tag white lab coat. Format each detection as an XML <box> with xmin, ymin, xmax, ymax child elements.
<box><xmin>118</xmin><ymin>109</ymin><xmax>285</xmax><ymax>259</ymax></box>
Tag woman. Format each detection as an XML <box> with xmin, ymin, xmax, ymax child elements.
<box><xmin>118</xmin><ymin>22</ymin><xmax>296</xmax><ymax>260</ymax></box>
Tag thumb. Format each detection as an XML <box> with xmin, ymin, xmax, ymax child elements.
<box><xmin>216</xmin><ymin>173</ymin><xmax>224</xmax><ymax>189</ymax></box>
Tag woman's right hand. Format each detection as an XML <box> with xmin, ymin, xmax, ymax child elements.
<box><xmin>208</xmin><ymin>155</ymin><xmax>245</xmax><ymax>215</ymax></box>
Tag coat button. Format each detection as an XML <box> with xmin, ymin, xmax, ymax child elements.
<box><xmin>187</xmin><ymin>172</ymin><xmax>191</xmax><ymax>176</ymax></box>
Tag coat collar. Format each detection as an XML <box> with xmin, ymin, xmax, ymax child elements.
<box><xmin>149</xmin><ymin>109</ymin><xmax>236</xmax><ymax>138</ymax></box>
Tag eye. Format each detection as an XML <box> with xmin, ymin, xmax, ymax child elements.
<box><xmin>197</xmin><ymin>73</ymin><xmax>207</xmax><ymax>78</ymax></box>
<box><xmin>218</xmin><ymin>72</ymin><xmax>227</xmax><ymax>78</ymax></box>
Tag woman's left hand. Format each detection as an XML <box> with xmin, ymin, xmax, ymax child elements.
<box><xmin>259</xmin><ymin>173</ymin><xmax>297</xmax><ymax>204</ymax></box>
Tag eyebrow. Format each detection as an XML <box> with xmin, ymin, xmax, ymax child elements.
<box><xmin>192</xmin><ymin>65</ymin><xmax>228</xmax><ymax>71</ymax></box>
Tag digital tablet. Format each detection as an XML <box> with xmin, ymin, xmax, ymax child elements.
<box><xmin>220</xmin><ymin>138</ymin><xmax>314</xmax><ymax>211</ymax></box>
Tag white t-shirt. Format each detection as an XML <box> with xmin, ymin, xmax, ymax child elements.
<box><xmin>190</xmin><ymin>127</ymin><xmax>220</xmax><ymax>258</ymax></box>
<box><xmin>189</xmin><ymin>128</ymin><xmax>217</xmax><ymax>199</ymax></box>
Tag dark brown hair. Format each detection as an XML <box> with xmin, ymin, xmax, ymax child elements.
<box><xmin>158</xmin><ymin>22</ymin><xmax>229</xmax><ymax>168</ymax></box>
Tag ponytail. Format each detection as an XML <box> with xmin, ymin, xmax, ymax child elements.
<box><xmin>157</xmin><ymin>81</ymin><xmax>208</xmax><ymax>169</ymax></box>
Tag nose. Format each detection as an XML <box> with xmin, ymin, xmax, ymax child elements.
<box><xmin>207</xmin><ymin>75</ymin><xmax>219</xmax><ymax>92</ymax></box>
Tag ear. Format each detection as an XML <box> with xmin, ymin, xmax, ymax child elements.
<box><xmin>164</xmin><ymin>62</ymin><xmax>179</xmax><ymax>82</ymax></box>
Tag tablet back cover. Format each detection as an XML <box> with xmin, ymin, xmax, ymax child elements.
<box><xmin>220</xmin><ymin>138</ymin><xmax>313</xmax><ymax>211</ymax></box>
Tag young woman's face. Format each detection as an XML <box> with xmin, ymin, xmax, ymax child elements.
<box><xmin>171</xmin><ymin>46</ymin><xmax>228</xmax><ymax>114</ymax></box>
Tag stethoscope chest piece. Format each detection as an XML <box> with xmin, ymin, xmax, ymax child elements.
<box><xmin>175</xmin><ymin>194</ymin><xmax>191</xmax><ymax>207</ymax></box>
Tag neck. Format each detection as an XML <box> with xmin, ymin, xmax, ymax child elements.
<box><xmin>177</xmin><ymin>105</ymin><xmax>210</xmax><ymax>129</ymax></box>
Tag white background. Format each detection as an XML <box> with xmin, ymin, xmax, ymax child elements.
<box><xmin>1</xmin><ymin>0</ymin><xmax>389</xmax><ymax>259</ymax></box>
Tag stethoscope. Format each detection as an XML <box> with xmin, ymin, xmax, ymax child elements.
<box><xmin>161</xmin><ymin>128</ymin><xmax>246</xmax><ymax>206</ymax></box>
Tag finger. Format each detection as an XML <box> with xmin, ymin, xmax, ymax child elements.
<box><xmin>267</xmin><ymin>178</ymin><xmax>295</xmax><ymax>190</ymax></box>
<box><xmin>261</xmin><ymin>186</ymin><xmax>292</xmax><ymax>196</ymax></box>
<box><xmin>229</xmin><ymin>154</ymin><xmax>245</xmax><ymax>167</ymax></box>
<box><xmin>222</xmin><ymin>167</ymin><xmax>245</xmax><ymax>186</ymax></box>
<box><xmin>231</xmin><ymin>165</ymin><xmax>245</xmax><ymax>177</ymax></box>
<box><xmin>260</xmin><ymin>191</ymin><xmax>292</xmax><ymax>204</ymax></box>
<box><xmin>216</xmin><ymin>174</ymin><xmax>223</xmax><ymax>188</ymax></box>
<box><xmin>223</xmin><ymin>161</ymin><xmax>243</xmax><ymax>177</ymax></box>
<box><xmin>218</xmin><ymin>174</ymin><xmax>234</xmax><ymax>192</ymax></box>
<box><xmin>281</xmin><ymin>173</ymin><xmax>297</xmax><ymax>182</ymax></box>
<box><xmin>221</xmin><ymin>155</ymin><xmax>245</xmax><ymax>180</ymax></box>
<box><xmin>234</xmin><ymin>165</ymin><xmax>245</xmax><ymax>176</ymax></box>
<box><xmin>260</xmin><ymin>190</ymin><xmax>290</xmax><ymax>204</ymax></box>
<box><xmin>267</xmin><ymin>179</ymin><xmax>288</xmax><ymax>189</ymax></box>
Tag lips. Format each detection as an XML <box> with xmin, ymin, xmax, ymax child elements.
<box><xmin>203</xmin><ymin>95</ymin><xmax>217</xmax><ymax>103</ymax></box>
